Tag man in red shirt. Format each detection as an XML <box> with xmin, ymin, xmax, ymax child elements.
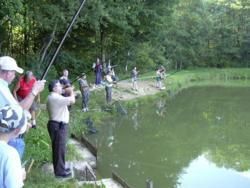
<box><xmin>13</xmin><ymin>71</ymin><xmax>37</xmax><ymax>128</ymax></box>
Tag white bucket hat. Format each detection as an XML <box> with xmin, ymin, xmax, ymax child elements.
<box><xmin>0</xmin><ymin>56</ymin><xmax>23</xmax><ymax>74</ymax></box>
<box><xmin>0</xmin><ymin>104</ymin><xmax>31</xmax><ymax>134</ymax></box>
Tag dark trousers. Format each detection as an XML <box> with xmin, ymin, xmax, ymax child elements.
<box><xmin>82</xmin><ymin>89</ymin><xmax>90</xmax><ymax>108</ymax></box>
<box><xmin>95</xmin><ymin>72</ymin><xmax>102</xmax><ymax>85</ymax></box>
<box><xmin>47</xmin><ymin>120</ymin><xmax>68</xmax><ymax>176</ymax></box>
<box><xmin>105</xmin><ymin>86</ymin><xmax>112</xmax><ymax>103</ymax></box>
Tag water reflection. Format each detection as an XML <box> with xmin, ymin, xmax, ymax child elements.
<box><xmin>131</xmin><ymin>102</ymin><xmax>139</xmax><ymax>130</ymax></box>
<box><xmin>87</xmin><ymin>87</ymin><xmax>250</xmax><ymax>187</ymax></box>
<box><xmin>178</xmin><ymin>154</ymin><xmax>250</xmax><ymax>188</ymax></box>
<box><xmin>156</xmin><ymin>98</ymin><xmax>167</xmax><ymax>116</ymax></box>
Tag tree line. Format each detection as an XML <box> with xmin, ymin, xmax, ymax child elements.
<box><xmin>0</xmin><ymin>0</ymin><xmax>249</xmax><ymax>78</ymax></box>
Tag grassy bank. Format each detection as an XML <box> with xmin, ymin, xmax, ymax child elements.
<box><xmin>122</xmin><ymin>68</ymin><xmax>250</xmax><ymax>108</ymax></box>
<box><xmin>24</xmin><ymin>68</ymin><xmax>250</xmax><ymax>187</ymax></box>
<box><xmin>164</xmin><ymin>68</ymin><xmax>250</xmax><ymax>97</ymax></box>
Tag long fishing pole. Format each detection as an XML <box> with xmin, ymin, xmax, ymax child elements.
<box><xmin>165</xmin><ymin>69</ymin><xmax>179</xmax><ymax>78</ymax></box>
<box><xmin>41</xmin><ymin>0</ymin><xmax>87</xmax><ymax>80</ymax></box>
<box><xmin>138</xmin><ymin>69</ymin><xmax>179</xmax><ymax>81</ymax></box>
<box><xmin>70</xmin><ymin>68</ymin><xmax>94</xmax><ymax>85</ymax></box>
<box><xmin>71</xmin><ymin>73</ymin><xmax>86</xmax><ymax>84</ymax></box>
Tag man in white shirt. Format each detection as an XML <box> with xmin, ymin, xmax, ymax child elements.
<box><xmin>47</xmin><ymin>80</ymin><xmax>75</xmax><ymax>178</ymax></box>
<box><xmin>131</xmin><ymin>66</ymin><xmax>139</xmax><ymax>91</ymax></box>
<box><xmin>105</xmin><ymin>71</ymin><xmax>113</xmax><ymax>104</ymax></box>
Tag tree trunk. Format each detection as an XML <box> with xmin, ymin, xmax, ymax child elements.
<box><xmin>40</xmin><ymin>23</ymin><xmax>57</xmax><ymax>64</ymax></box>
<box><xmin>100</xmin><ymin>23</ymin><xmax>105</xmax><ymax>62</ymax></box>
<box><xmin>8</xmin><ymin>23</ymin><xmax>13</xmax><ymax>54</ymax></box>
<box><xmin>23</xmin><ymin>2</ymin><xmax>28</xmax><ymax>65</ymax></box>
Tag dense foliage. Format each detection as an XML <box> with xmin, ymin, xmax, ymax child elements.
<box><xmin>0</xmin><ymin>0</ymin><xmax>249</xmax><ymax>78</ymax></box>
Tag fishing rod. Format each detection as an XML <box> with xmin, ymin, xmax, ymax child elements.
<box><xmin>71</xmin><ymin>72</ymin><xmax>86</xmax><ymax>84</ymax></box>
<box><xmin>110</xmin><ymin>65</ymin><xmax>118</xmax><ymax>68</ymax></box>
<box><xmin>40</xmin><ymin>0</ymin><xmax>87</xmax><ymax>80</ymax></box>
<box><xmin>70</xmin><ymin>67</ymin><xmax>94</xmax><ymax>85</ymax></box>
<box><xmin>164</xmin><ymin>69</ymin><xmax>179</xmax><ymax>78</ymax></box>
<box><xmin>138</xmin><ymin>69</ymin><xmax>179</xmax><ymax>81</ymax></box>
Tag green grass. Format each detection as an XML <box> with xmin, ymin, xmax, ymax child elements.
<box><xmin>25</xmin><ymin>166</ymin><xmax>104</xmax><ymax>187</ymax></box>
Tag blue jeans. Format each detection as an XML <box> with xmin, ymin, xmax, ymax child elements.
<box><xmin>8</xmin><ymin>137</ymin><xmax>25</xmax><ymax>159</ymax></box>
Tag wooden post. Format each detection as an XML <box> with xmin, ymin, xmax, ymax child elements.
<box><xmin>112</xmin><ymin>171</ymin><xmax>131</xmax><ymax>188</ymax></box>
<box><xmin>146</xmin><ymin>178</ymin><xmax>153</xmax><ymax>188</ymax></box>
<box><xmin>27</xmin><ymin>159</ymin><xmax>35</xmax><ymax>174</ymax></box>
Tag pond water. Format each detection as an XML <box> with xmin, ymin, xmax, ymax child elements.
<box><xmin>87</xmin><ymin>86</ymin><xmax>250</xmax><ymax>188</ymax></box>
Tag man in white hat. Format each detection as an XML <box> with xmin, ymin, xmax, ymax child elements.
<box><xmin>0</xmin><ymin>56</ymin><xmax>45</xmax><ymax>109</ymax></box>
<box><xmin>0</xmin><ymin>104</ymin><xmax>30</xmax><ymax>188</ymax></box>
<box><xmin>0</xmin><ymin>56</ymin><xmax>46</xmax><ymax>158</ymax></box>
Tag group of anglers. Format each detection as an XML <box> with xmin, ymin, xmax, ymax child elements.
<box><xmin>83</xmin><ymin>59</ymin><xmax>167</xmax><ymax>108</ymax></box>
<box><xmin>0</xmin><ymin>56</ymin><xmax>117</xmax><ymax>187</ymax></box>
<box><xmin>0</xmin><ymin>56</ymin><xmax>79</xmax><ymax>187</ymax></box>
<box><xmin>0</xmin><ymin>55</ymin><xmax>167</xmax><ymax>187</ymax></box>
<box><xmin>91</xmin><ymin>58</ymin><xmax>166</xmax><ymax>105</ymax></box>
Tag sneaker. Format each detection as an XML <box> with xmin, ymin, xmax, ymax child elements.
<box><xmin>32</xmin><ymin>124</ymin><xmax>37</xmax><ymax>129</ymax></box>
<box><xmin>65</xmin><ymin>168</ymin><xmax>71</xmax><ymax>173</ymax></box>
<box><xmin>82</xmin><ymin>108</ymin><xmax>86</xmax><ymax>112</ymax></box>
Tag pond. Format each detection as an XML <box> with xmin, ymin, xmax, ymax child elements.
<box><xmin>87</xmin><ymin>86</ymin><xmax>250</xmax><ymax>188</ymax></box>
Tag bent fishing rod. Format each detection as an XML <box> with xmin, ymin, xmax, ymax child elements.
<box><xmin>71</xmin><ymin>72</ymin><xmax>87</xmax><ymax>84</ymax></box>
<box><xmin>138</xmin><ymin>69</ymin><xmax>179</xmax><ymax>81</ymax></box>
<box><xmin>70</xmin><ymin>68</ymin><xmax>94</xmax><ymax>85</ymax></box>
<box><xmin>164</xmin><ymin>69</ymin><xmax>179</xmax><ymax>78</ymax></box>
<box><xmin>40</xmin><ymin>0</ymin><xmax>87</xmax><ymax>80</ymax></box>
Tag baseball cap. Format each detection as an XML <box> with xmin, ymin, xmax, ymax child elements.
<box><xmin>0</xmin><ymin>56</ymin><xmax>24</xmax><ymax>74</ymax></box>
<box><xmin>0</xmin><ymin>104</ymin><xmax>31</xmax><ymax>134</ymax></box>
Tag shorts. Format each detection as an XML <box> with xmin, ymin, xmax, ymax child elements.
<box><xmin>30</xmin><ymin>101</ymin><xmax>38</xmax><ymax>111</ymax></box>
<box><xmin>156</xmin><ymin>77</ymin><xmax>161</xmax><ymax>81</ymax></box>
<box><xmin>17</xmin><ymin>96</ymin><xmax>38</xmax><ymax>112</ymax></box>
<box><xmin>132</xmin><ymin>77</ymin><xmax>137</xmax><ymax>82</ymax></box>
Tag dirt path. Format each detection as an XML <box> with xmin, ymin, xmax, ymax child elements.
<box><xmin>112</xmin><ymin>79</ymin><xmax>163</xmax><ymax>101</ymax></box>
